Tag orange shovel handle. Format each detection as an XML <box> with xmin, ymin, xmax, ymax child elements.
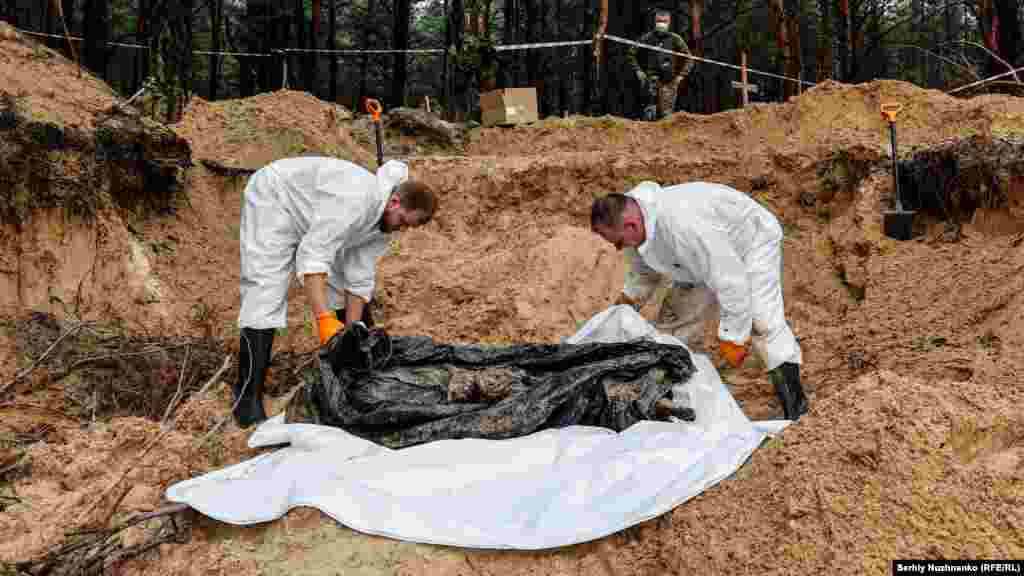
<box><xmin>366</xmin><ymin>98</ymin><xmax>382</xmax><ymax>121</ymax></box>
<box><xmin>880</xmin><ymin>102</ymin><xmax>902</xmax><ymax>123</ymax></box>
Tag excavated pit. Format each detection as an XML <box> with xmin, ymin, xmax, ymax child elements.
<box><xmin>897</xmin><ymin>134</ymin><xmax>1024</xmax><ymax>239</ymax></box>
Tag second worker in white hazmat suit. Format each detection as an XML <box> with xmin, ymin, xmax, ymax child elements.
<box><xmin>590</xmin><ymin>181</ymin><xmax>808</xmax><ymax>420</ymax></box>
<box><xmin>233</xmin><ymin>156</ymin><xmax>437</xmax><ymax>427</ymax></box>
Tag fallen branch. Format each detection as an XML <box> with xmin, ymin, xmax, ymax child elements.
<box><xmin>194</xmin><ymin>355</ymin><xmax>243</xmax><ymax>450</ymax></box>
<box><xmin>1</xmin><ymin>321</ymin><xmax>88</xmax><ymax>397</ymax></box>
<box><xmin>291</xmin><ymin>353</ymin><xmax>317</xmax><ymax>376</ymax></box>
<box><xmin>195</xmin><ymin>354</ymin><xmax>232</xmax><ymax>398</ymax></box>
<box><xmin>160</xmin><ymin>344</ymin><xmax>191</xmax><ymax>428</ymax></box>
<box><xmin>83</xmin><ymin>354</ymin><xmax>232</xmax><ymax>521</ymax></box>
<box><xmin>64</xmin><ymin>345</ymin><xmax>188</xmax><ymax>372</ymax></box>
<box><xmin>200</xmin><ymin>158</ymin><xmax>257</xmax><ymax>177</ymax></box>
<box><xmin>0</xmin><ymin>402</ymin><xmax>78</xmax><ymax>422</ymax></box>
<box><xmin>16</xmin><ymin>503</ymin><xmax>190</xmax><ymax>576</ymax></box>
<box><xmin>0</xmin><ymin>452</ymin><xmax>30</xmax><ymax>478</ymax></box>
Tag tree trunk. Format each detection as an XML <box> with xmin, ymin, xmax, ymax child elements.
<box><xmin>787</xmin><ymin>13</ymin><xmax>802</xmax><ymax>95</ymax></box>
<box><xmin>182</xmin><ymin>0</ymin><xmax>193</xmax><ymax>109</ymax></box>
<box><xmin>910</xmin><ymin>0</ymin><xmax>921</xmax><ymax>80</ymax></box>
<box><xmin>800</xmin><ymin>0</ymin><xmax>812</xmax><ymax>89</ymax></box>
<box><xmin>312</xmin><ymin>0</ymin><xmax>321</xmax><ymax>36</ymax></box>
<box><xmin>441</xmin><ymin>0</ymin><xmax>449</xmax><ymax>110</ymax></box>
<box><xmin>945</xmin><ymin>0</ymin><xmax>962</xmax><ymax>70</ymax></box>
<box><xmin>689</xmin><ymin>0</ymin><xmax>707</xmax><ymax>112</ymax></box>
<box><xmin>294</xmin><ymin>0</ymin><xmax>306</xmax><ymax>90</ymax></box>
<box><xmin>58</xmin><ymin>0</ymin><xmax>75</xmax><ymax>60</ymax></box>
<box><xmin>816</xmin><ymin>0</ymin><xmax>832</xmax><ymax>80</ymax></box>
<box><xmin>525</xmin><ymin>0</ymin><xmax>538</xmax><ymax>96</ymax></box>
<box><xmin>392</xmin><ymin>0</ymin><xmax>410</xmax><ymax>108</ymax></box>
<box><xmin>993</xmin><ymin>0</ymin><xmax>1020</xmax><ymax>77</ymax></box>
<box><xmin>256</xmin><ymin>1</ymin><xmax>272</xmax><ymax>92</ymax></box>
<box><xmin>242</xmin><ymin>0</ymin><xmax>258</xmax><ymax>96</ymax></box>
<box><xmin>82</xmin><ymin>0</ymin><xmax>109</xmax><ymax>79</ymax></box>
<box><xmin>594</xmin><ymin>0</ymin><xmax>607</xmax><ymax>114</ymax></box>
<box><xmin>359</xmin><ymin>0</ymin><xmax>376</xmax><ymax>109</ymax></box>
<box><xmin>504</xmin><ymin>0</ymin><xmax>517</xmax><ymax>86</ymax></box>
<box><xmin>866</xmin><ymin>0</ymin><xmax>882</xmax><ymax>79</ymax></box>
<box><xmin>581</xmin><ymin>0</ymin><xmax>593</xmax><ymax>115</ymax></box>
<box><xmin>836</xmin><ymin>0</ymin><xmax>849</xmax><ymax>81</ymax></box>
<box><xmin>308</xmin><ymin>0</ymin><xmax>319</xmax><ymax>95</ymax></box>
<box><xmin>135</xmin><ymin>0</ymin><xmax>147</xmax><ymax>90</ymax></box>
<box><xmin>557</xmin><ymin>0</ymin><xmax>569</xmax><ymax>115</ymax></box>
<box><xmin>781</xmin><ymin>0</ymin><xmax>801</xmax><ymax>98</ymax></box>
<box><xmin>329</xmin><ymin>0</ymin><xmax>337</xmax><ymax>102</ymax></box>
<box><xmin>768</xmin><ymin>0</ymin><xmax>787</xmax><ymax>95</ymax></box>
<box><xmin>45</xmin><ymin>0</ymin><xmax>59</xmax><ymax>51</ymax></box>
<box><xmin>209</xmin><ymin>0</ymin><xmax>221</xmax><ymax>100</ymax></box>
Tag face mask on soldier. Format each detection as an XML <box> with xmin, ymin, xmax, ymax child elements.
<box><xmin>655</xmin><ymin>22</ymin><xmax>669</xmax><ymax>32</ymax></box>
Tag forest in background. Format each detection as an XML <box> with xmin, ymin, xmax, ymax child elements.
<box><xmin>2</xmin><ymin>0</ymin><xmax>1020</xmax><ymax>121</ymax></box>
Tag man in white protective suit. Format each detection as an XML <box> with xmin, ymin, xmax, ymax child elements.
<box><xmin>233</xmin><ymin>156</ymin><xmax>437</xmax><ymax>427</ymax></box>
<box><xmin>590</xmin><ymin>181</ymin><xmax>808</xmax><ymax>420</ymax></box>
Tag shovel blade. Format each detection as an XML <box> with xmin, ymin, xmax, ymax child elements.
<box><xmin>883</xmin><ymin>210</ymin><xmax>916</xmax><ymax>241</ymax></box>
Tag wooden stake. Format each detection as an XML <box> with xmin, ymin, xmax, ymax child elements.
<box><xmin>741</xmin><ymin>51</ymin><xmax>749</xmax><ymax>106</ymax></box>
<box><xmin>731</xmin><ymin>51</ymin><xmax>758</xmax><ymax>106</ymax></box>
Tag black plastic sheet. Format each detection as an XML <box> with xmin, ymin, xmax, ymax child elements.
<box><xmin>291</xmin><ymin>323</ymin><xmax>696</xmax><ymax>449</ymax></box>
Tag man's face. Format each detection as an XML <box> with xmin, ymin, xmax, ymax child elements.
<box><xmin>380</xmin><ymin>198</ymin><xmax>423</xmax><ymax>233</ymax></box>
<box><xmin>593</xmin><ymin>217</ymin><xmax>644</xmax><ymax>251</ymax></box>
<box><xmin>655</xmin><ymin>13</ymin><xmax>671</xmax><ymax>31</ymax></box>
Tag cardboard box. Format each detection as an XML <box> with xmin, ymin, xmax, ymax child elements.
<box><xmin>480</xmin><ymin>87</ymin><xmax>539</xmax><ymax>127</ymax></box>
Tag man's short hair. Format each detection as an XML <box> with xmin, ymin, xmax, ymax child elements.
<box><xmin>654</xmin><ymin>8</ymin><xmax>672</xmax><ymax>18</ymax></box>
<box><xmin>396</xmin><ymin>180</ymin><xmax>437</xmax><ymax>224</ymax></box>
<box><xmin>590</xmin><ymin>193</ymin><xmax>629</xmax><ymax>229</ymax></box>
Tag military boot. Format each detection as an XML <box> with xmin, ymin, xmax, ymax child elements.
<box><xmin>233</xmin><ymin>327</ymin><xmax>275</xmax><ymax>427</ymax></box>
<box><xmin>769</xmin><ymin>362</ymin><xmax>809</xmax><ymax>421</ymax></box>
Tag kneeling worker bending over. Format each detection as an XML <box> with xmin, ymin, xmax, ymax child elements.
<box><xmin>234</xmin><ymin>156</ymin><xmax>437</xmax><ymax>427</ymax></box>
<box><xmin>590</xmin><ymin>181</ymin><xmax>808</xmax><ymax>420</ymax></box>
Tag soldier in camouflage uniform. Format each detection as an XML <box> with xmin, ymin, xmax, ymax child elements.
<box><xmin>625</xmin><ymin>9</ymin><xmax>695</xmax><ymax>120</ymax></box>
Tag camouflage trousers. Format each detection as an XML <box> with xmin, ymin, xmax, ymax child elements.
<box><xmin>650</xmin><ymin>77</ymin><xmax>684</xmax><ymax>118</ymax></box>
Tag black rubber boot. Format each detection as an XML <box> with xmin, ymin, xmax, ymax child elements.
<box><xmin>233</xmin><ymin>327</ymin><xmax>274</xmax><ymax>428</ymax></box>
<box><xmin>769</xmin><ymin>362</ymin><xmax>809</xmax><ymax>421</ymax></box>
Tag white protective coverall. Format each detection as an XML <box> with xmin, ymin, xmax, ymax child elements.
<box><xmin>238</xmin><ymin>156</ymin><xmax>409</xmax><ymax>329</ymax></box>
<box><xmin>621</xmin><ymin>181</ymin><xmax>801</xmax><ymax>370</ymax></box>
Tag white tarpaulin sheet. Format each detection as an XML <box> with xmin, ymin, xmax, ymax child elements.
<box><xmin>165</xmin><ymin>306</ymin><xmax>790</xmax><ymax>550</ymax></box>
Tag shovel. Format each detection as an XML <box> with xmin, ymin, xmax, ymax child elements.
<box><xmin>366</xmin><ymin>98</ymin><xmax>384</xmax><ymax>169</ymax></box>
<box><xmin>881</xmin><ymin>102</ymin><xmax>915</xmax><ymax>240</ymax></box>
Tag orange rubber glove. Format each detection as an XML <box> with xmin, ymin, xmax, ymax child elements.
<box><xmin>317</xmin><ymin>312</ymin><xmax>344</xmax><ymax>346</ymax></box>
<box><xmin>719</xmin><ymin>340</ymin><xmax>749</xmax><ymax>368</ymax></box>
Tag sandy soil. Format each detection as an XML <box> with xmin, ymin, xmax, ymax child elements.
<box><xmin>4</xmin><ymin>20</ymin><xmax>1024</xmax><ymax>576</ymax></box>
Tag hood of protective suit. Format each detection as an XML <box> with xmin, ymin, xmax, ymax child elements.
<box><xmin>374</xmin><ymin>159</ymin><xmax>410</xmax><ymax>216</ymax></box>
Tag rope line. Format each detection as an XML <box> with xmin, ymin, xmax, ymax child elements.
<box><xmin>602</xmin><ymin>34</ymin><xmax>815</xmax><ymax>87</ymax></box>
<box><xmin>947</xmin><ymin>64</ymin><xmax>1024</xmax><ymax>94</ymax></box>
<box><xmin>495</xmin><ymin>39</ymin><xmax>592</xmax><ymax>52</ymax></box>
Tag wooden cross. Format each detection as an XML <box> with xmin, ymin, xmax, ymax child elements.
<box><xmin>731</xmin><ymin>51</ymin><xmax>759</xmax><ymax>106</ymax></box>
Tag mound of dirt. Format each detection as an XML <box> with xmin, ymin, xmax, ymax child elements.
<box><xmin>0</xmin><ymin>22</ymin><xmax>191</xmax><ymax>331</ymax></box>
<box><xmin>468</xmin><ymin>80</ymin><xmax>1024</xmax><ymax>161</ymax></box>
<box><xmin>0</xmin><ymin>22</ymin><xmax>120</xmax><ymax>132</ymax></box>
<box><xmin>175</xmin><ymin>90</ymin><xmax>373</xmax><ymax>173</ymax></box>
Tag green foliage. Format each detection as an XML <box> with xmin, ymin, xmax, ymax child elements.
<box><xmin>416</xmin><ymin>14</ymin><xmax>447</xmax><ymax>37</ymax></box>
<box><xmin>735</xmin><ymin>0</ymin><xmax>754</xmax><ymax>52</ymax></box>
<box><xmin>911</xmin><ymin>335</ymin><xmax>947</xmax><ymax>352</ymax></box>
<box><xmin>977</xmin><ymin>330</ymin><xmax>1000</xmax><ymax>351</ymax></box>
